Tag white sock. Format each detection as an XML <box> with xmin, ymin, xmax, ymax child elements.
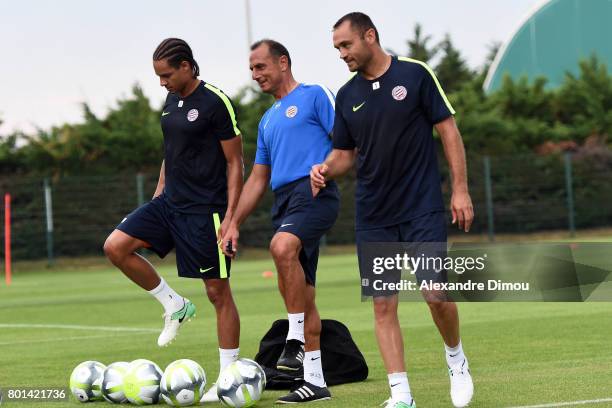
<box><xmin>304</xmin><ymin>350</ymin><xmax>326</xmax><ymax>387</ymax></box>
<box><xmin>219</xmin><ymin>347</ymin><xmax>239</xmax><ymax>373</ymax></box>
<box><xmin>445</xmin><ymin>340</ymin><xmax>466</xmax><ymax>367</ymax></box>
<box><xmin>287</xmin><ymin>313</ymin><xmax>305</xmax><ymax>343</ymax></box>
<box><xmin>148</xmin><ymin>278</ymin><xmax>184</xmax><ymax>312</ymax></box>
<box><xmin>388</xmin><ymin>372</ymin><xmax>412</xmax><ymax>404</ymax></box>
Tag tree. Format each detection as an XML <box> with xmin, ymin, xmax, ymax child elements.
<box><xmin>556</xmin><ymin>55</ymin><xmax>612</xmax><ymax>143</ymax></box>
<box><xmin>233</xmin><ymin>86</ymin><xmax>275</xmax><ymax>164</ymax></box>
<box><xmin>406</xmin><ymin>23</ymin><xmax>437</xmax><ymax>63</ymax></box>
<box><xmin>434</xmin><ymin>34</ymin><xmax>475</xmax><ymax>93</ymax></box>
<box><xmin>14</xmin><ymin>85</ymin><xmax>163</xmax><ymax>176</ymax></box>
<box><xmin>481</xmin><ymin>41</ymin><xmax>501</xmax><ymax>76</ymax></box>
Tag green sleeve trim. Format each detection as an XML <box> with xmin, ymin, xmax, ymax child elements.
<box><xmin>204</xmin><ymin>83</ymin><xmax>241</xmax><ymax>136</ymax></box>
<box><xmin>213</xmin><ymin>213</ymin><xmax>228</xmax><ymax>279</ymax></box>
<box><xmin>397</xmin><ymin>56</ymin><xmax>456</xmax><ymax>115</ymax></box>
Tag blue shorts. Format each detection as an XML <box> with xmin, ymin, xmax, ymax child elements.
<box><xmin>356</xmin><ymin>211</ymin><xmax>449</xmax><ymax>288</ymax></box>
<box><xmin>271</xmin><ymin>177</ymin><xmax>340</xmax><ymax>286</ymax></box>
<box><xmin>116</xmin><ymin>195</ymin><xmax>230</xmax><ymax>279</ymax></box>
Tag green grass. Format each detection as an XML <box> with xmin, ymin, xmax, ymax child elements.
<box><xmin>1</xmin><ymin>252</ymin><xmax>611</xmax><ymax>407</ymax></box>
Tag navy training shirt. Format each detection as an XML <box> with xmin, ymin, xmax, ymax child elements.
<box><xmin>160</xmin><ymin>81</ymin><xmax>241</xmax><ymax>213</ymax></box>
<box><xmin>333</xmin><ymin>56</ymin><xmax>455</xmax><ymax>230</ymax></box>
<box><xmin>255</xmin><ymin>83</ymin><xmax>335</xmax><ymax>191</ymax></box>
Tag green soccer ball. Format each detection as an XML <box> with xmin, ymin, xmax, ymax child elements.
<box><xmin>160</xmin><ymin>359</ymin><xmax>207</xmax><ymax>406</ymax></box>
<box><xmin>101</xmin><ymin>361</ymin><xmax>129</xmax><ymax>403</ymax></box>
<box><xmin>123</xmin><ymin>359</ymin><xmax>163</xmax><ymax>405</ymax></box>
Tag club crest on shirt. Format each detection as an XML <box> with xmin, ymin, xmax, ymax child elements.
<box><xmin>187</xmin><ymin>109</ymin><xmax>199</xmax><ymax>122</ymax></box>
<box><xmin>285</xmin><ymin>105</ymin><xmax>298</xmax><ymax>118</ymax></box>
<box><xmin>392</xmin><ymin>86</ymin><xmax>407</xmax><ymax>101</ymax></box>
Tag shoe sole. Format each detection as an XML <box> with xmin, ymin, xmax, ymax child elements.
<box><xmin>276</xmin><ymin>365</ymin><xmax>302</xmax><ymax>371</ymax></box>
<box><xmin>275</xmin><ymin>396</ymin><xmax>331</xmax><ymax>404</ymax></box>
<box><xmin>159</xmin><ymin>317</ymin><xmax>195</xmax><ymax>347</ymax></box>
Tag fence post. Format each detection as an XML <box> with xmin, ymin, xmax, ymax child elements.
<box><xmin>136</xmin><ymin>173</ymin><xmax>145</xmax><ymax>206</ymax></box>
<box><xmin>4</xmin><ymin>193</ymin><xmax>11</xmax><ymax>285</ymax></box>
<box><xmin>483</xmin><ymin>156</ymin><xmax>495</xmax><ymax>242</ymax></box>
<box><xmin>43</xmin><ymin>178</ymin><xmax>55</xmax><ymax>266</ymax></box>
<box><xmin>564</xmin><ymin>153</ymin><xmax>576</xmax><ymax>238</ymax></box>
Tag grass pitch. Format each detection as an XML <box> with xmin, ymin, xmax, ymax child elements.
<box><xmin>1</xmin><ymin>251</ymin><xmax>611</xmax><ymax>407</ymax></box>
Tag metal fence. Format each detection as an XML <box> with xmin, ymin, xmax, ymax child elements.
<box><xmin>1</xmin><ymin>150</ymin><xmax>612</xmax><ymax>262</ymax></box>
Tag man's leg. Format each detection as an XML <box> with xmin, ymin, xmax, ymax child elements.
<box><xmin>356</xmin><ymin>226</ymin><xmax>414</xmax><ymax>407</ymax></box>
<box><xmin>199</xmin><ymin>278</ymin><xmax>240</xmax><ymax>402</ymax></box>
<box><xmin>424</xmin><ymin>294</ymin><xmax>473</xmax><ymax>408</ymax></box>
<box><xmin>303</xmin><ymin>285</ymin><xmax>321</xmax><ymax>352</ymax></box>
<box><xmin>203</xmin><ymin>278</ymin><xmax>240</xmax><ymax>350</ymax></box>
<box><xmin>402</xmin><ymin>211</ymin><xmax>472</xmax><ymax>407</ymax></box>
<box><xmin>425</xmin><ymin>295</ymin><xmax>460</xmax><ymax>347</ymax></box>
<box><xmin>270</xmin><ymin>232</ymin><xmax>306</xmax><ymax>370</ymax></box>
<box><xmin>272</xmin><ymin>233</ymin><xmax>331</xmax><ymax>403</ymax></box>
<box><xmin>303</xmin><ymin>285</ymin><xmax>325</xmax><ymax>383</ymax></box>
<box><xmin>373</xmin><ymin>295</ymin><xmax>414</xmax><ymax>407</ymax></box>
<box><xmin>104</xmin><ymin>229</ymin><xmax>161</xmax><ymax>290</ymax></box>
<box><xmin>103</xmin><ymin>229</ymin><xmax>193</xmax><ymax>347</ymax></box>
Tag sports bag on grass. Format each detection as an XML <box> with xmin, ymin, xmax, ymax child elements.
<box><xmin>254</xmin><ymin>319</ymin><xmax>368</xmax><ymax>389</ymax></box>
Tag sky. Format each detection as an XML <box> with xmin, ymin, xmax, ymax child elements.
<box><xmin>0</xmin><ymin>0</ymin><xmax>539</xmax><ymax>135</ymax></box>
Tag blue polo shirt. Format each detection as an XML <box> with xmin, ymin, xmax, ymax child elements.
<box><xmin>333</xmin><ymin>56</ymin><xmax>455</xmax><ymax>230</ymax></box>
<box><xmin>255</xmin><ymin>83</ymin><xmax>335</xmax><ymax>191</ymax></box>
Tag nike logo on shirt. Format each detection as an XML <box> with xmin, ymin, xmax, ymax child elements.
<box><xmin>161</xmin><ymin>111</ymin><xmax>171</xmax><ymax>116</ymax></box>
<box><xmin>352</xmin><ymin>101</ymin><xmax>366</xmax><ymax>112</ymax></box>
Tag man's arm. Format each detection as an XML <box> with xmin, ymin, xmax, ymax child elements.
<box><xmin>153</xmin><ymin>160</ymin><xmax>165</xmax><ymax>198</ymax></box>
<box><xmin>221</xmin><ymin>164</ymin><xmax>271</xmax><ymax>256</ymax></box>
<box><xmin>435</xmin><ymin>116</ymin><xmax>474</xmax><ymax>232</ymax></box>
<box><xmin>310</xmin><ymin>148</ymin><xmax>356</xmax><ymax>194</ymax></box>
<box><xmin>219</xmin><ymin>136</ymin><xmax>245</xmax><ymax>239</ymax></box>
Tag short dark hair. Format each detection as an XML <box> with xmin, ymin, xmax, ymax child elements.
<box><xmin>153</xmin><ymin>38</ymin><xmax>200</xmax><ymax>77</ymax></box>
<box><xmin>333</xmin><ymin>12</ymin><xmax>380</xmax><ymax>44</ymax></box>
<box><xmin>251</xmin><ymin>39</ymin><xmax>292</xmax><ymax>67</ymax></box>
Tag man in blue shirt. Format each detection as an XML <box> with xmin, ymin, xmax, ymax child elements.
<box><xmin>311</xmin><ymin>13</ymin><xmax>474</xmax><ymax>408</ymax></box>
<box><xmin>223</xmin><ymin>39</ymin><xmax>338</xmax><ymax>404</ymax></box>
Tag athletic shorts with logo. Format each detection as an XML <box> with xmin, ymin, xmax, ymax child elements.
<box><xmin>357</xmin><ymin>211</ymin><xmax>448</xmax><ymax>296</ymax></box>
<box><xmin>116</xmin><ymin>194</ymin><xmax>230</xmax><ymax>279</ymax></box>
<box><xmin>272</xmin><ymin>176</ymin><xmax>339</xmax><ymax>286</ymax></box>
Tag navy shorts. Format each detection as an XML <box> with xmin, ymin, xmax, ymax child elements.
<box><xmin>116</xmin><ymin>195</ymin><xmax>230</xmax><ymax>279</ymax></box>
<box><xmin>271</xmin><ymin>177</ymin><xmax>340</xmax><ymax>286</ymax></box>
<box><xmin>356</xmin><ymin>211</ymin><xmax>449</xmax><ymax>289</ymax></box>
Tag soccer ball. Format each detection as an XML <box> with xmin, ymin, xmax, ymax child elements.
<box><xmin>160</xmin><ymin>359</ymin><xmax>206</xmax><ymax>406</ymax></box>
<box><xmin>217</xmin><ymin>358</ymin><xmax>266</xmax><ymax>407</ymax></box>
<box><xmin>123</xmin><ymin>359</ymin><xmax>163</xmax><ymax>405</ymax></box>
<box><xmin>101</xmin><ymin>361</ymin><xmax>129</xmax><ymax>403</ymax></box>
<box><xmin>69</xmin><ymin>361</ymin><xmax>106</xmax><ymax>402</ymax></box>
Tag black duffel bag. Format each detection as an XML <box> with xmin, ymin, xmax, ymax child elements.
<box><xmin>254</xmin><ymin>319</ymin><xmax>368</xmax><ymax>389</ymax></box>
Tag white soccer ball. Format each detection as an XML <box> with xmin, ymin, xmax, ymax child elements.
<box><xmin>217</xmin><ymin>358</ymin><xmax>266</xmax><ymax>407</ymax></box>
<box><xmin>160</xmin><ymin>359</ymin><xmax>206</xmax><ymax>406</ymax></box>
<box><xmin>101</xmin><ymin>361</ymin><xmax>130</xmax><ymax>403</ymax></box>
<box><xmin>69</xmin><ymin>360</ymin><xmax>106</xmax><ymax>402</ymax></box>
<box><xmin>123</xmin><ymin>359</ymin><xmax>163</xmax><ymax>405</ymax></box>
